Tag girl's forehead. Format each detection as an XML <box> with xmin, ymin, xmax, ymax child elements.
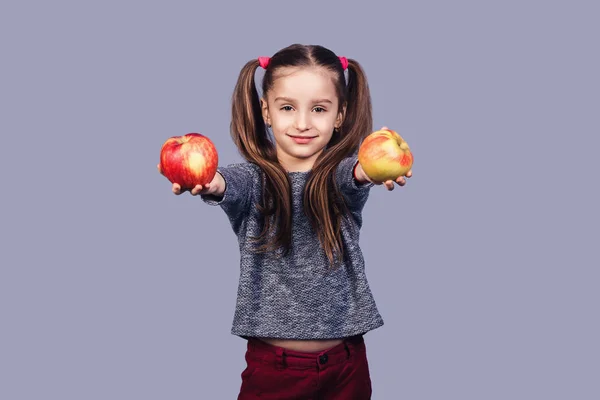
<box><xmin>270</xmin><ymin>66</ymin><xmax>338</xmax><ymax>96</ymax></box>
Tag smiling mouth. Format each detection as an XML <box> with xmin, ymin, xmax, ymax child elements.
<box><xmin>288</xmin><ymin>134</ymin><xmax>317</xmax><ymax>144</ymax></box>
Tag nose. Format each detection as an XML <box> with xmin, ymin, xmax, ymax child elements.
<box><xmin>294</xmin><ymin>111</ymin><xmax>311</xmax><ymax>131</ymax></box>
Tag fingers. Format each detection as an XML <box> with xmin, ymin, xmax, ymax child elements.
<box><xmin>172</xmin><ymin>183</ymin><xmax>183</xmax><ymax>195</ymax></box>
<box><xmin>394</xmin><ymin>169</ymin><xmax>412</xmax><ymax>186</ymax></box>
<box><xmin>379</xmin><ymin>169</ymin><xmax>413</xmax><ymax>191</ymax></box>
<box><xmin>190</xmin><ymin>184</ymin><xmax>205</xmax><ymax>196</ymax></box>
<box><xmin>161</xmin><ymin>165</ymin><xmax>204</xmax><ymax>196</ymax></box>
<box><xmin>170</xmin><ymin>183</ymin><xmax>209</xmax><ymax>196</ymax></box>
<box><xmin>160</xmin><ymin>165</ymin><xmax>194</xmax><ymax>196</ymax></box>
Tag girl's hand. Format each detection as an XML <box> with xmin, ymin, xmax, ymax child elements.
<box><xmin>157</xmin><ymin>163</ymin><xmax>224</xmax><ymax>196</ymax></box>
<box><xmin>355</xmin><ymin>162</ymin><xmax>412</xmax><ymax>191</ymax></box>
<box><xmin>382</xmin><ymin>169</ymin><xmax>412</xmax><ymax>191</ymax></box>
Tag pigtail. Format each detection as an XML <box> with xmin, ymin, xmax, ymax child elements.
<box><xmin>304</xmin><ymin>57</ymin><xmax>374</xmax><ymax>268</ymax></box>
<box><xmin>342</xmin><ymin>58</ymin><xmax>373</xmax><ymax>150</ymax></box>
<box><xmin>230</xmin><ymin>59</ymin><xmax>271</xmax><ymax>161</ymax></box>
<box><xmin>230</xmin><ymin>59</ymin><xmax>294</xmax><ymax>257</ymax></box>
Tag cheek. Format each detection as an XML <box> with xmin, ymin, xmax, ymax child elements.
<box><xmin>317</xmin><ymin>128</ymin><xmax>335</xmax><ymax>143</ymax></box>
<box><xmin>315</xmin><ymin>115</ymin><xmax>335</xmax><ymax>129</ymax></box>
<box><xmin>271</xmin><ymin>115</ymin><xmax>292</xmax><ymax>130</ymax></box>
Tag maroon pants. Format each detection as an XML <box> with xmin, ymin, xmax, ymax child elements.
<box><xmin>237</xmin><ymin>335</ymin><xmax>372</xmax><ymax>399</ymax></box>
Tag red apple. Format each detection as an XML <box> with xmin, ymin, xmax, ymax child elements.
<box><xmin>159</xmin><ymin>133</ymin><xmax>218</xmax><ymax>189</ymax></box>
<box><xmin>358</xmin><ymin>128</ymin><xmax>413</xmax><ymax>182</ymax></box>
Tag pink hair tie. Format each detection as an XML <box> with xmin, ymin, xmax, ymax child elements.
<box><xmin>338</xmin><ymin>56</ymin><xmax>348</xmax><ymax>70</ymax></box>
<box><xmin>258</xmin><ymin>56</ymin><xmax>271</xmax><ymax>69</ymax></box>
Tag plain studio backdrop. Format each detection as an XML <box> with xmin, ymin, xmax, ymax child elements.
<box><xmin>1</xmin><ymin>1</ymin><xmax>598</xmax><ymax>399</ymax></box>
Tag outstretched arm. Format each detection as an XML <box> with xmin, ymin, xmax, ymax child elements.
<box><xmin>157</xmin><ymin>163</ymin><xmax>225</xmax><ymax>197</ymax></box>
<box><xmin>335</xmin><ymin>156</ymin><xmax>374</xmax><ymax>213</ymax></box>
<box><xmin>335</xmin><ymin>126</ymin><xmax>413</xmax><ymax>213</ymax></box>
<box><xmin>158</xmin><ymin>162</ymin><xmax>258</xmax><ymax>222</ymax></box>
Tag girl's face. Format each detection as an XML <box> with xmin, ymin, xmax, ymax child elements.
<box><xmin>261</xmin><ymin>67</ymin><xmax>345</xmax><ymax>172</ymax></box>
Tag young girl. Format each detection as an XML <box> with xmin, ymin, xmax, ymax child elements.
<box><xmin>158</xmin><ymin>43</ymin><xmax>412</xmax><ymax>399</ymax></box>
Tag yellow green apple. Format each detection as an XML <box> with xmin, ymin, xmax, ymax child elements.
<box><xmin>358</xmin><ymin>128</ymin><xmax>413</xmax><ymax>182</ymax></box>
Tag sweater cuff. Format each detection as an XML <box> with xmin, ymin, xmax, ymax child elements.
<box><xmin>200</xmin><ymin>167</ymin><xmax>241</xmax><ymax>206</ymax></box>
<box><xmin>337</xmin><ymin>156</ymin><xmax>374</xmax><ymax>191</ymax></box>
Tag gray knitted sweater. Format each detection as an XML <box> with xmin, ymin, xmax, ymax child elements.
<box><xmin>201</xmin><ymin>156</ymin><xmax>384</xmax><ymax>339</ymax></box>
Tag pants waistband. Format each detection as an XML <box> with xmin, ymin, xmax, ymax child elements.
<box><xmin>246</xmin><ymin>335</ymin><xmax>365</xmax><ymax>370</ymax></box>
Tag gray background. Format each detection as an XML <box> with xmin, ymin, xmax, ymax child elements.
<box><xmin>1</xmin><ymin>0</ymin><xmax>598</xmax><ymax>399</ymax></box>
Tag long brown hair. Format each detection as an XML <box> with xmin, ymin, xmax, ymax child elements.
<box><xmin>230</xmin><ymin>44</ymin><xmax>373</xmax><ymax>267</ymax></box>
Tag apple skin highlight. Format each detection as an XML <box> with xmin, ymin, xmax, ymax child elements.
<box><xmin>358</xmin><ymin>128</ymin><xmax>413</xmax><ymax>182</ymax></box>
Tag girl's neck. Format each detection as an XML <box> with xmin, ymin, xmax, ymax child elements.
<box><xmin>279</xmin><ymin>159</ymin><xmax>314</xmax><ymax>173</ymax></box>
<box><xmin>277</xmin><ymin>151</ymin><xmax>321</xmax><ymax>173</ymax></box>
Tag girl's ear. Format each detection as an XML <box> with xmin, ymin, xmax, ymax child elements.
<box><xmin>335</xmin><ymin>102</ymin><xmax>347</xmax><ymax>129</ymax></box>
<box><xmin>261</xmin><ymin>97</ymin><xmax>271</xmax><ymax>126</ymax></box>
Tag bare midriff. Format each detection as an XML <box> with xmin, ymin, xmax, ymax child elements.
<box><xmin>259</xmin><ymin>338</ymin><xmax>344</xmax><ymax>353</ymax></box>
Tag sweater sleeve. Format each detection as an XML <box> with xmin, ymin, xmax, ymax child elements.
<box><xmin>335</xmin><ymin>156</ymin><xmax>374</xmax><ymax>212</ymax></box>
<box><xmin>201</xmin><ymin>162</ymin><xmax>259</xmax><ymax>221</ymax></box>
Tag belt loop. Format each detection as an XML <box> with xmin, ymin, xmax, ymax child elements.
<box><xmin>275</xmin><ymin>347</ymin><xmax>285</xmax><ymax>370</ymax></box>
